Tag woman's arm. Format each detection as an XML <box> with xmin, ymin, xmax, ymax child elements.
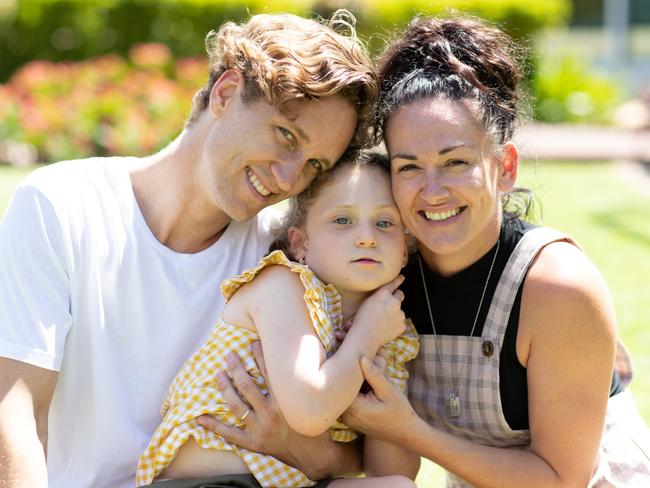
<box><xmin>344</xmin><ymin>243</ymin><xmax>617</xmax><ymax>488</ymax></box>
<box><xmin>240</xmin><ymin>266</ymin><xmax>406</xmax><ymax>437</ymax></box>
<box><xmin>364</xmin><ymin>437</ymin><xmax>420</xmax><ymax>479</ymax></box>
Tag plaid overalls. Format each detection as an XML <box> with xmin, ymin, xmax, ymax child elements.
<box><xmin>407</xmin><ymin>227</ymin><xmax>650</xmax><ymax>487</ymax></box>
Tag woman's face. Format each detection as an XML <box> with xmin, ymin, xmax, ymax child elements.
<box><xmin>385</xmin><ymin>97</ymin><xmax>517</xmax><ymax>273</ymax></box>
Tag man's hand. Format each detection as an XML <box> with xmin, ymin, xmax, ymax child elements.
<box><xmin>197</xmin><ymin>341</ymin><xmax>362</xmax><ymax>480</ymax></box>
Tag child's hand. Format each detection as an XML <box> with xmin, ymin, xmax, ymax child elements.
<box><xmin>353</xmin><ymin>275</ymin><xmax>406</xmax><ymax>351</ymax></box>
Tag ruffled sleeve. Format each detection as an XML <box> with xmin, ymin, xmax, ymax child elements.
<box><xmin>383</xmin><ymin>318</ymin><xmax>420</xmax><ymax>392</ymax></box>
<box><xmin>220</xmin><ymin>250</ymin><xmax>342</xmax><ymax>355</ymax></box>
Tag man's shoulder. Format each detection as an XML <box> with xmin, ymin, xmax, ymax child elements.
<box><xmin>23</xmin><ymin>156</ymin><xmax>132</xmax><ymax>195</ymax></box>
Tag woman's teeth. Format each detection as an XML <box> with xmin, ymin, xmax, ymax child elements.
<box><xmin>424</xmin><ymin>208</ymin><xmax>460</xmax><ymax>221</ymax></box>
<box><xmin>247</xmin><ymin>169</ymin><xmax>271</xmax><ymax>197</ymax></box>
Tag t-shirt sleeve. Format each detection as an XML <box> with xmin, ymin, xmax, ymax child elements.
<box><xmin>0</xmin><ymin>183</ymin><xmax>72</xmax><ymax>371</ymax></box>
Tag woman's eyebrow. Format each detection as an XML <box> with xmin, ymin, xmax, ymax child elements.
<box><xmin>390</xmin><ymin>153</ymin><xmax>417</xmax><ymax>161</ymax></box>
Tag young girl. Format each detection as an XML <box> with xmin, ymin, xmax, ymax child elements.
<box><xmin>136</xmin><ymin>152</ymin><xmax>420</xmax><ymax>488</ymax></box>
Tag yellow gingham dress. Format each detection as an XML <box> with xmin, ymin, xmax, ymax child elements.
<box><xmin>136</xmin><ymin>250</ymin><xmax>420</xmax><ymax>487</ymax></box>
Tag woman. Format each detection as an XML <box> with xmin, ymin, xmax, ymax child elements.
<box><xmin>339</xmin><ymin>16</ymin><xmax>650</xmax><ymax>487</ymax></box>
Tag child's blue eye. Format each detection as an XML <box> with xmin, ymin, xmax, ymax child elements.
<box><xmin>376</xmin><ymin>220</ymin><xmax>392</xmax><ymax>228</ymax></box>
<box><xmin>333</xmin><ymin>217</ymin><xmax>350</xmax><ymax>225</ymax></box>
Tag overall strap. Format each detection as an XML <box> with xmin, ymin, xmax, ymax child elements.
<box><xmin>482</xmin><ymin>227</ymin><xmax>576</xmax><ymax>349</ymax></box>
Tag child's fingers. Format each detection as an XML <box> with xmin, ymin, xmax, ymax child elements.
<box><xmin>393</xmin><ymin>289</ymin><xmax>405</xmax><ymax>302</ymax></box>
<box><xmin>381</xmin><ymin>274</ymin><xmax>405</xmax><ymax>294</ymax></box>
<box><xmin>373</xmin><ymin>349</ymin><xmax>388</xmax><ymax>372</ymax></box>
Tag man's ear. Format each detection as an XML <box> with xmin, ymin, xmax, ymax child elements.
<box><xmin>208</xmin><ymin>69</ymin><xmax>244</xmax><ymax>118</ymax></box>
<box><xmin>287</xmin><ymin>226</ymin><xmax>308</xmax><ymax>262</ymax></box>
<box><xmin>498</xmin><ymin>142</ymin><xmax>519</xmax><ymax>193</ymax></box>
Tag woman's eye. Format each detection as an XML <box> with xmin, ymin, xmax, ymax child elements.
<box><xmin>376</xmin><ymin>220</ymin><xmax>393</xmax><ymax>229</ymax></box>
<box><xmin>333</xmin><ymin>217</ymin><xmax>350</xmax><ymax>225</ymax></box>
<box><xmin>307</xmin><ymin>159</ymin><xmax>322</xmax><ymax>172</ymax></box>
<box><xmin>396</xmin><ymin>163</ymin><xmax>418</xmax><ymax>172</ymax></box>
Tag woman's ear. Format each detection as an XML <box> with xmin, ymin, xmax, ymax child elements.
<box><xmin>287</xmin><ymin>226</ymin><xmax>308</xmax><ymax>262</ymax></box>
<box><xmin>208</xmin><ymin>69</ymin><xmax>244</xmax><ymax>118</ymax></box>
<box><xmin>498</xmin><ymin>142</ymin><xmax>519</xmax><ymax>192</ymax></box>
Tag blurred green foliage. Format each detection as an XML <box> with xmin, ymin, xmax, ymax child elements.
<box><xmin>1</xmin><ymin>0</ymin><xmax>571</xmax><ymax>82</ymax></box>
<box><xmin>532</xmin><ymin>54</ymin><xmax>621</xmax><ymax>123</ymax></box>
<box><xmin>0</xmin><ymin>0</ymin><xmax>622</xmax><ymax>164</ymax></box>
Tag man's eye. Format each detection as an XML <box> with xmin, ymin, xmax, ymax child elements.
<box><xmin>446</xmin><ymin>159</ymin><xmax>468</xmax><ymax>167</ymax></box>
<box><xmin>307</xmin><ymin>159</ymin><xmax>322</xmax><ymax>172</ymax></box>
<box><xmin>333</xmin><ymin>217</ymin><xmax>350</xmax><ymax>225</ymax></box>
<box><xmin>278</xmin><ymin>127</ymin><xmax>296</xmax><ymax>147</ymax></box>
<box><xmin>376</xmin><ymin>220</ymin><xmax>393</xmax><ymax>228</ymax></box>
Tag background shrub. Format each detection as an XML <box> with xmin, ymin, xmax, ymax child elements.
<box><xmin>1</xmin><ymin>0</ymin><xmax>570</xmax><ymax>81</ymax></box>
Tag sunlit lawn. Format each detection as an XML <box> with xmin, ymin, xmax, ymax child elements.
<box><xmin>1</xmin><ymin>160</ymin><xmax>649</xmax><ymax>487</ymax></box>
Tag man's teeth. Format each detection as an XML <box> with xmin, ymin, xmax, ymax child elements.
<box><xmin>247</xmin><ymin>169</ymin><xmax>271</xmax><ymax>197</ymax></box>
<box><xmin>424</xmin><ymin>208</ymin><xmax>460</xmax><ymax>221</ymax></box>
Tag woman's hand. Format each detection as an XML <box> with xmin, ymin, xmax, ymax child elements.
<box><xmin>343</xmin><ymin>354</ymin><xmax>420</xmax><ymax>443</ymax></box>
<box><xmin>197</xmin><ymin>341</ymin><xmax>362</xmax><ymax>480</ymax></box>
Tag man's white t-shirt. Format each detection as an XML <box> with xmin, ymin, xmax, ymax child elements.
<box><xmin>0</xmin><ymin>157</ymin><xmax>277</xmax><ymax>487</ymax></box>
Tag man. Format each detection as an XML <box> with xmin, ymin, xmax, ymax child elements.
<box><xmin>0</xmin><ymin>11</ymin><xmax>376</xmax><ymax>487</ymax></box>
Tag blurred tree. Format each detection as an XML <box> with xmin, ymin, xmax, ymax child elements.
<box><xmin>0</xmin><ymin>0</ymin><xmax>570</xmax><ymax>81</ymax></box>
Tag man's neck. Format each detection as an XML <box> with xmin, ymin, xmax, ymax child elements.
<box><xmin>129</xmin><ymin>127</ymin><xmax>232</xmax><ymax>254</ymax></box>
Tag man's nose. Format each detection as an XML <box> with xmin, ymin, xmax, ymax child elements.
<box><xmin>272</xmin><ymin>154</ymin><xmax>304</xmax><ymax>193</ymax></box>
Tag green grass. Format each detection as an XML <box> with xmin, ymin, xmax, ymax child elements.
<box><xmin>1</xmin><ymin>161</ymin><xmax>649</xmax><ymax>487</ymax></box>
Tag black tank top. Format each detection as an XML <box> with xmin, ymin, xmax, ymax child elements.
<box><xmin>401</xmin><ymin>217</ymin><xmax>622</xmax><ymax>430</ymax></box>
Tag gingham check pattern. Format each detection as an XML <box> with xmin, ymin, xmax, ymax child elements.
<box><xmin>136</xmin><ymin>250</ymin><xmax>419</xmax><ymax>487</ymax></box>
<box><xmin>408</xmin><ymin>227</ymin><xmax>650</xmax><ymax>487</ymax></box>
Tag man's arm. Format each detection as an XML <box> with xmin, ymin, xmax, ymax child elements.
<box><xmin>0</xmin><ymin>358</ymin><xmax>57</xmax><ymax>487</ymax></box>
<box><xmin>197</xmin><ymin>341</ymin><xmax>363</xmax><ymax>480</ymax></box>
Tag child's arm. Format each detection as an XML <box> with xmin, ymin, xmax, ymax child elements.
<box><xmin>241</xmin><ymin>266</ymin><xmax>406</xmax><ymax>437</ymax></box>
<box><xmin>364</xmin><ymin>437</ymin><xmax>420</xmax><ymax>479</ymax></box>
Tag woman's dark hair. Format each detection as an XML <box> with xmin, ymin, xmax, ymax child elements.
<box><xmin>374</xmin><ymin>16</ymin><xmax>537</xmax><ymax>221</ymax></box>
<box><xmin>269</xmin><ymin>149</ymin><xmax>391</xmax><ymax>259</ymax></box>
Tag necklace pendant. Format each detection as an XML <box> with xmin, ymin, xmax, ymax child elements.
<box><xmin>446</xmin><ymin>393</ymin><xmax>461</xmax><ymax>418</ymax></box>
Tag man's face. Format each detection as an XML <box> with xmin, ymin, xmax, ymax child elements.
<box><xmin>200</xmin><ymin>73</ymin><xmax>358</xmax><ymax>222</ymax></box>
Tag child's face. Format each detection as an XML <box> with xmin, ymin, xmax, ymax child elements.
<box><xmin>292</xmin><ymin>164</ymin><xmax>407</xmax><ymax>294</ymax></box>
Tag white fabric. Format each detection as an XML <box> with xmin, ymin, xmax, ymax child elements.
<box><xmin>0</xmin><ymin>157</ymin><xmax>278</xmax><ymax>488</ymax></box>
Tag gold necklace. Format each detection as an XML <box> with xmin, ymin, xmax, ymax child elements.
<box><xmin>416</xmin><ymin>240</ymin><xmax>500</xmax><ymax>418</ymax></box>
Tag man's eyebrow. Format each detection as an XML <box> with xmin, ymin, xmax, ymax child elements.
<box><xmin>290</xmin><ymin>122</ymin><xmax>310</xmax><ymax>144</ymax></box>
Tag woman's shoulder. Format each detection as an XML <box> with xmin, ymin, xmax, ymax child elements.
<box><xmin>521</xmin><ymin>233</ymin><xmax>616</xmax><ymax>349</ymax></box>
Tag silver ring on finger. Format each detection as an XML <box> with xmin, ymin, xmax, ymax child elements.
<box><xmin>240</xmin><ymin>408</ymin><xmax>251</xmax><ymax>421</ymax></box>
